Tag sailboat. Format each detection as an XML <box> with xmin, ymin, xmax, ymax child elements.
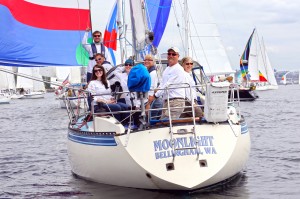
<box><xmin>0</xmin><ymin>0</ymin><xmax>250</xmax><ymax>191</ymax></box>
<box><xmin>0</xmin><ymin>66</ymin><xmax>13</xmax><ymax>103</ymax></box>
<box><xmin>16</xmin><ymin>67</ymin><xmax>45</xmax><ymax>99</ymax></box>
<box><xmin>64</xmin><ymin>0</ymin><xmax>250</xmax><ymax>191</ymax></box>
<box><xmin>240</xmin><ymin>29</ymin><xmax>278</xmax><ymax>91</ymax></box>
<box><xmin>53</xmin><ymin>66</ymin><xmax>86</xmax><ymax>109</ymax></box>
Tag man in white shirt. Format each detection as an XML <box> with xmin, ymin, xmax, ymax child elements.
<box><xmin>82</xmin><ymin>27</ymin><xmax>110</xmax><ymax>82</ymax></box>
<box><xmin>153</xmin><ymin>47</ymin><xmax>187</xmax><ymax>119</ymax></box>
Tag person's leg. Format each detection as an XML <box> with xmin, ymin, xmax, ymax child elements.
<box><xmin>103</xmin><ymin>104</ymin><xmax>122</xmax><ymax>121</ymax></box>
<box><xmin>116</xmin><ymin>102</ymin><xmax>130</xmax><ymax>123</ymax></box>
<box><xmin>161</xmin><ymin>99</ymin><xmax>185</xmax><ymax>120</ymax></box>
<box><xmin>180</xmin><ymin>101</ymin><xmax>192</xmax><ymax>118</ymax></box>
<box><xmin>86</xmin><ymin>72</ymin><xmax>92</xmax><ymax>83</ymax></box>
<box><xmin>150</xmin><ymin>98</ymin><xmax>163</xmax><ymax>120</ymax></box>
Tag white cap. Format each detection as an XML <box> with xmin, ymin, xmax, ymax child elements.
<box><xmin>167</xmin><ymin>47</ymin><xmax>180</xmax><ymax>54</ymax></box>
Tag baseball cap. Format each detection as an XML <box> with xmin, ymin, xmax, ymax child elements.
<box><xmin>167</xmin><ymin>47</ymin><xmax>180</xmax><ymax>54</ymax></box>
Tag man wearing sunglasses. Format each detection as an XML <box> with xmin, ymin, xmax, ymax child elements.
<box><xmin>153</xmin><ymin>47</ymin><xmax>187</xmax><ymax>119</ymax></box>
<box><xmin>82</xmin><ymin>27</ymin><xmax>110</xmax><ymax>83</ymax></box>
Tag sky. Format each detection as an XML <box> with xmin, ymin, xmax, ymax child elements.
<box><xmin>95</xmin><ymin>0</ymin><xmax>299</xmax><ymax>72</ymax></box>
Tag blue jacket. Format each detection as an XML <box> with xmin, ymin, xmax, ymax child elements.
<box><xmin>128</xmin><ymin>64</ymin><xmax>151</xmax><ymax>92</ymax></box>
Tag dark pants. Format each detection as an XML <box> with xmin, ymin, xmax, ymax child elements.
<box><xmin>150</xmin><ymin>98</ymin><xmax>163</xmax><ymax>120</ymax></box>
<box><xmin>94</xmin><ymin>102</ymin><xmax>129</xmax><ymax>122</ymax></box>
<box><xmin>87</xmin><ymin>72</ymin><xmax>92</xmax><ymax>83</ymax></box>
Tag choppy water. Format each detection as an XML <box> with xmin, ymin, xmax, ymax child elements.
<box><xmin>1</xmin><ymin>85</ymin><xmax>300</xmax><ymax>198</ymax></box>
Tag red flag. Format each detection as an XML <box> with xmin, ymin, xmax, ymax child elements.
<box><xmin>103</xmin><ymin>1</ymin><xmax>118</xmax><ymax>50</ymax></box>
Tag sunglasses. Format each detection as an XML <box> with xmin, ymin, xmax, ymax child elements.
<box><xmin>95</xmin><ymin>58</ymin><xmax>102</xmax><ymax>61</ymax></box>
<box><xmin>93</xmin><ymin>35</ymin><xmax>101</xmax><ymax>38</ymax></box>
<box><xmin>185</xmin><ymin>62</ymin><xmax>193</xmax><ymax>65</ymax></box>
<box><xmin>144</xmin><ymin>59</ymin><xmax>153</xmax><ymax>62</ymax></box>
<box><xmin>125</xmin><ymin>64</ymin><xmax>133</xmax><ymax>66</ymax></box>
<box><xmin>167</xmin><ymin>53</ymin><xmax>177</xmax><ymax>56</ymax></box>
<box><xmin>94</xmin><ymin>69</ymin><xmax>103</xmax><ymax>73</ymax></box>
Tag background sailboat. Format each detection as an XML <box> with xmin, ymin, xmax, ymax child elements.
<box><xmin>240</xmin><ymin>29</ymin><xmax>278</xmax><ymax>90</ymax></box>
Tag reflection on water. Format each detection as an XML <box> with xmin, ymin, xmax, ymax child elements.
<box><xmin>1</xmin><ymin>85</ymin><xmax>300</xmax><ymax>198</ymax></box>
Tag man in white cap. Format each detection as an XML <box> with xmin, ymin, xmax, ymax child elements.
<box><xmin>153</xmin><ymin>47</ymin><xmax>187</xmax><ymax>119</ymax></box>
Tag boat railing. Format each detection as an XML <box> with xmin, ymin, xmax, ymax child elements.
<box><xmin>65</xmin><ymin>82</ymin><xmax>241</xmax><ymax>131</ymax></box>
<box><xmin>228</xmin><ymin>83</ymin><xmax>241</xmax><ymax>118</ymax></box>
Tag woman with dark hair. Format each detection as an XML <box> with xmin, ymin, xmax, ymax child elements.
<box><xmin>87</xmin><ymin>65</ymin><xmax>129</xmax><ymax>122</ymax></box>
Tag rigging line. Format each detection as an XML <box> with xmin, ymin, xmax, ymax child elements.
<box><xmin>256</xmin><ymin>30</ymin><xmax>268</xmax><ymax>78</ymax></box>
<box><xmin>171</xmin><ymin>1</ymin><xmax>185</xmax><ymax>53</ymax></box>
<box><xmin>186</xmin><ymin>1</ymin><xmax>213</xmax><ymax>73</ymax></box>
<box><xmin>215</xmin><ymin>0</ymin><xmax>240</xmax><ymax>66</ymax></box>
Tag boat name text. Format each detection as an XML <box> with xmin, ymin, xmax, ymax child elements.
<box><xmin>153</xmin><ymin>136</ymin><xmax>216</xmax><ymax>159</ymax></box>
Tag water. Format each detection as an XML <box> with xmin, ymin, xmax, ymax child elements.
<box><xmin>1</xmin><ymin>85</ymin><xmax>300</xmax><ymax>198</ymax></box>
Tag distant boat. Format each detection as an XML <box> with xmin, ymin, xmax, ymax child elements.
<box><xmin>16</xmin><ymin>67</ymin><xmax>45</xmax><ymax>99</ymax></box>
<box><xmin>0</xmin><ymin>93</ymin><xmax>11</xmax><ymax>104</ymax></box>
<box><xmin>281</xmin><ymin>71</ymin><xmax>299</xmax><ymax>85</ymax></box>
<box><xmin>240</xmin><ymin>29</ymin><xmax>278</xmax><ymax>91</ymax></box>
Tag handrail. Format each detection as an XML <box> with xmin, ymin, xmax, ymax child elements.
<box><xmin>65</xmin><ymin>82</ymin><xmax>241</xmax><ymax>130</ymax></box>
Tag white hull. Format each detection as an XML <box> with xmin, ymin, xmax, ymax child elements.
<box><xmin>11</xmin><ymin>94</ymin><xmax>25</xmax><ymax>99</ymax></box>
<box><xmin>0</xmin><ymin>96</ymin><xmax>11</xmax><ymax>104</ymax></box>
<box><xmin>255</xmin><ymin>84</ymin><xmax>278</xmax><ymax>91</ymax></box>
<box><xmin>21</xmin><ymin>92</ymin><xmax>45</xmax><ymax>99</ymax></box>
<box><xmin>68</xmin><ymin>117</ymin><xmax>250</xmax><ymax>190</ymax></box>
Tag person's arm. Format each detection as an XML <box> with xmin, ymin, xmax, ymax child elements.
<box><xmin>82</xmin><ymin>28</ymin><xmax>91</xmax><ymax>52</ymax></box>
<box><xmin>149</xmin><ymin>71</ymin><xmax>158</xmax><ymax>96</ymax></box>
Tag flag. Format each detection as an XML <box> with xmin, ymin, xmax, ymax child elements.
<box><xmin>103</xmin><ymin>1</ymin><xmax>118</xmax><ymax>50</ymax></box>
<box><xmin>258</xmin><ymin>70</ymin><xmax>268</xmax><ymax>82</ymax></box>
<box><xmin>62</xmin><ymin>74</ymin><xmax>70</xmax><ymax>85</ymax></box>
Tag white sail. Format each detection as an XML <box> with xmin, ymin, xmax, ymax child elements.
<box><xmin>16</xmin><ymin>67</ymin><xmax>35</xmax><ymax>89</ymax></box>
<box><xmin>261</xmin><ymin>38</ymin><xmax>278</xmax><ymax>87</ymax></box>
<box><xmin>247</xmin><ymin>30</ymin><xmax>260</xmax><ymax>81</ymax></box>
<box><xmin>32</xmin><ymin>68</ymin><xmax>46</xmax><ymax>92</ymax></box>
<box><xmin>170</xmin><ymin>0</ymin><xmax>234</xmax><ymax>76</ymax></box>
<box><xmin>16</xmin><ymin>67</ymin><xmax>45</xmax><ymax>92</ymax></box>
<box><xmin>56</xmin><ymin>67</ymin><xmax>81</xmax><ymax>84</ymax></box>
<box><xmin>0</xmin><ymin>66</ymin><xmax>16</xmax><ymax>90</ymax></box>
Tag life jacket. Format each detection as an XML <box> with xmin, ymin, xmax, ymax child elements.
<box><xmin>148</xmin><ymin>65</ymin><xmax>159</xmax><ymax>87</ymax></box>
<box><xmin>147</xmin><ymin>65</ymin><xmax>156</xmax><ymax>74</ymax></box>
<box><xmin>89</xmin><ymin>43</ymin><xmax>105</xmax><ymax>60</ymax></box>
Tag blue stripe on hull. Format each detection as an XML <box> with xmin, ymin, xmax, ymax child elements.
<box><xmin>68</xmin><ymin>131</ymin><xmax>117</xmax><ymax>146</ymax></box>
<box><xmin>241</xmin><ymin>122</ymin><xmax>249</xmax><ymax>134</ymax></box>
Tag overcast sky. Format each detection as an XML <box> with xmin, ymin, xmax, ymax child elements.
<box><xmin>209</xmin><ymin>0</ymin><xmax>300</xmax><ymax>71</ymax></box>
<box><xmin>96</xmin><ymin>0</ymin><xmax>299</xmax><ymax>71</ymax></box>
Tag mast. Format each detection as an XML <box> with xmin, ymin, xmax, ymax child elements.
<box><xmin>184</xmin><ymin>0</ymin><xmax>189</xmax><ymax>56</ymax></box>
<box><xmin>88</xmin><ymin>0</ymin><xmax>93</xmax><ymax>33</ymax></box>
<box><xmin>117</xmin><ymin>0</ymin><xmax>126</xmax><ymax>64</ymax></box>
